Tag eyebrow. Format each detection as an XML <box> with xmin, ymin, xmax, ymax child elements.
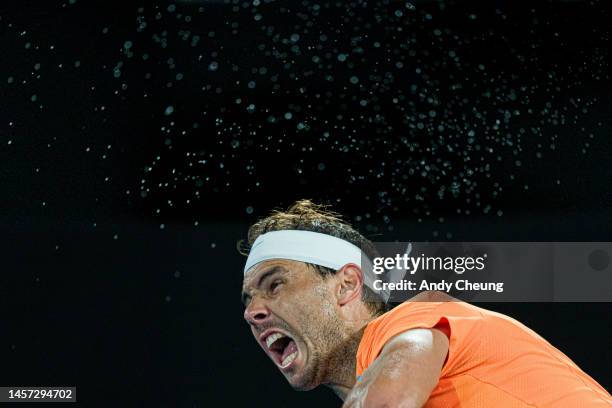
<box><xmin>241</xmin><ymin>266</ymin><xmax>285</xmax><ymax>306</ymax></box>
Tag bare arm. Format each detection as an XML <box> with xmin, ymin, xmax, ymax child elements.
<box><xmin>342</xmin><ymin>328</ymin><xmax>449</xmax><ymax>408</ymax></box>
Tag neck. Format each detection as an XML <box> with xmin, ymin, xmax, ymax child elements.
<box><xmin>322</xmin><ymin>325</ymin><xmax>368</xmax><ymax>401</ymax></box>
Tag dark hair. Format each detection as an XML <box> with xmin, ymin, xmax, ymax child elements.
<box><xmin>240</xmin><ymin>199</ymin><xmax>388</xmax><ymax>317</ymax></box>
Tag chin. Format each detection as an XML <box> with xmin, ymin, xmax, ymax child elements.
<box><xmin>286</xmin><ymin>370</ymin><xmax>318</xmax><ymax>391</ymax></box>
<box><xmin>288</xmin><ymin>379</ymin><xmax>318</xmax><ymax>392</ymax></box>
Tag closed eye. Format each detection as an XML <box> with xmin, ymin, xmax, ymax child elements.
<box><xmin>269</xmin><ymin>279</ymin><xmax>283</xmax><ymax>294</ymax></box>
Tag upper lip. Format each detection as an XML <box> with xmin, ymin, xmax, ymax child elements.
<box><xmin>258</xmin><ymin>328</ymin><xmax>289</xmax><ymax>346</ymax></box>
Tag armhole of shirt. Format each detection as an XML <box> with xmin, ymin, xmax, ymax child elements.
<box><xmin>357</xmin><ymin>302</ymin><xmax>470</xmax><ymax>379</ymax></box>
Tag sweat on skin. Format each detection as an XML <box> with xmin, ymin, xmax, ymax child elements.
<box><xmin>241</xmin><ymin>259</ymin><xmax>448</xmax><ymax>406</ymax></box>
<box><xmin>241</xmin><ymin>258</ymin><xmax>612</xmax><ymax>407</ymax></box>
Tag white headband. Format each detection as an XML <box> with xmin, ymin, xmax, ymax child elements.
<box><xmin>243</xmin><ymin>230</ymin><xmax>390</xmax><ymax>301</ymax></box>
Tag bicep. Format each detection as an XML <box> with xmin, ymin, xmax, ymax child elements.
<box><xmin>385</xmin><ymin>327</ymin><xmax>448</xmax><ymax>365</ymax></box>
<box><xmin>362</xmin><ymin>328</ymin><xmax>449</xmax><ymax>407</ymax></box>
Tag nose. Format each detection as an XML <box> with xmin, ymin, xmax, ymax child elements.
<box><xmin>243</xmin><ymin>297</ymin><xmax>271</xmax><ymax>325</ymax></box>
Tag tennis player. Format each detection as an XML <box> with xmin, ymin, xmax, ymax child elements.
<box><xmin>241</xmin><ymin>200</ymin><xmax>611</xmax><ymax>407</ymax></box>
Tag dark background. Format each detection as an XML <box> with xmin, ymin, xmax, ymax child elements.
<box><xmin>1</xmin><ymin>0</ymin><xmax>610</xmax><ymax>406</ymax></box>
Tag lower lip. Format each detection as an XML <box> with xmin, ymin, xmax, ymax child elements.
<box><xmin>279</xmin><ymin>352</ymin><xmax>299</xmax><ymax>370</ymax></box>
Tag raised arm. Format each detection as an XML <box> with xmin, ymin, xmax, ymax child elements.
<box><xmin>342</xmin><ymin>328</ymin><xmax>449</xmax><ymax>408</ymax></box>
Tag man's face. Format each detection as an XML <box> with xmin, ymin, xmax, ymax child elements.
<box><xmin>242</xmin><ymin>259</ymin><xmax>346</xmax><ymax>390</ymax></box>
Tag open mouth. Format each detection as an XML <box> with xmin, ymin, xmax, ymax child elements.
<box><xmin>261</xmin><ymin>331</ymin><xmax>299</xmax><ymax>369</ymax></box>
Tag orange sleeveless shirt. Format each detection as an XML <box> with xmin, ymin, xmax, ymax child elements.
<box><xmin>356</xmin><ymin>298</ymin><xmax>611</xmax><ymax>407</ymax></box>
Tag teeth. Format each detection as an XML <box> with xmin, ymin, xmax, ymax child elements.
<box><xmin>281</xmin><ymin>351</ymin><xmax>298</xmax><ymax>367</ymax></box>
<box><xmin>265</xmin><ymin>332</ymin><xmax>285</xmax><ymax>348</ymax></box>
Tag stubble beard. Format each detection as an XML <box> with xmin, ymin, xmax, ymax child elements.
<box><xmin>292</xmin><ymin>292</ymin><xmax>356</xmax><ymax>391</ymax></box>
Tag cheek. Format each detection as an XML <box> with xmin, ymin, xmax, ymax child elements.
<box><xmin>284</xmin><ymin>277</ymin><xmax>323</xmax><ymax>301</ymax></box>
<box><xmin>278</xmin><ymin>279</ymin><xmax>336</xmax><ymax>325</ymax></box>
<box><xmin>293</xmin><ymin>290</ymin><xmax>337</xmax><ymax>330</ymax></box>
<box><xmin>291</xmin><ymin>287</ymin><xmax>331</xmax><ymax>317</ymax></box>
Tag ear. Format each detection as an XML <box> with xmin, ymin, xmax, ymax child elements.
<box><xmin>335</xmin><ymin>263</ymin><xmax>364</xmax><ymax>306</ymax></box>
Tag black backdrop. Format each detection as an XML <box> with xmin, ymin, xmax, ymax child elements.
<box><xmin>1</xmin><ymin>0</ymin><xmax>610</xmax><ymax>406</ymax></box>
<box><xmin>2</xmin><ymin>218</ymin><xmax>611</xmax><ymax>406</ymax></box>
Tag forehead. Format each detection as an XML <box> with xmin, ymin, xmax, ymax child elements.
<box><xmin>242</xmin><ymin>259</ymin><xmax>310</xmax><ymax>288</ymax></box>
